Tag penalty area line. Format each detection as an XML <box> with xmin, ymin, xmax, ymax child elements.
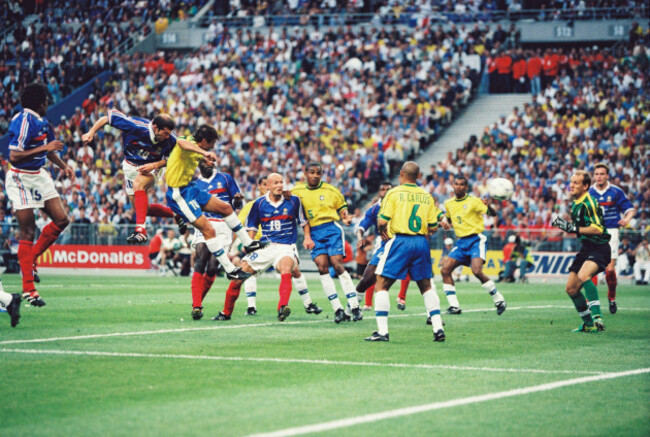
<box><xmin>0</xmin><ymin>348</ymin><xmax>605</xmax><ymax>376</ymax></box>
<box><xmin>248</xmin><ymin>367</ymin><xmax>650</xmax><ymax>437</ymax></box>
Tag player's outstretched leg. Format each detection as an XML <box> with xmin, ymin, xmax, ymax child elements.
<box><xmin>472</xmin><ymin>258</ymin><xmax>506</xmax><ymax>315</ymax></box>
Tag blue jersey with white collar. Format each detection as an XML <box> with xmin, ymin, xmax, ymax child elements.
<box><xmin>357</xmin><ymin>200</ymin><xmax>382</xmax><ymax>236</ymax></box>
<box><xmin>8</xmin><ymin>109</ymin><xmax>55</xmax><ymax>170</ymax></box>
<box><xmin>108</xmin><ymin>109</ymin><xmax>177</xmax><ymax>166</ymax></box>
<box><xmin>246</xmin><ymin>194</ymin><xmax>307</xmax><ymax>244</ymax></box>
<box><xmin>589</xmin><ymin>183</ymin><xmax>634</xmax><ymax>229</ymax></box>
<box><xmin>195</xmin><ymin>171</ymin><xmax>241</xmax><ymax>219</ymax></box>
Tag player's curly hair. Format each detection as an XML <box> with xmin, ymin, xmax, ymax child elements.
<box><xmin>20</xmin><ymin>82</ymin><xmax>49</xmax><ymax>112</ymax></box>
<box><xmin>194</xmin><ymin>124</ymin><xmax>219</xmax><ymax>144</ymax></box>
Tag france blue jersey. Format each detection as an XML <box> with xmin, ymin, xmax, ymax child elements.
<box><xmin>8</xmin><ymin>109</ymin><xmax>55</xmax><ymax>170</ymax></box>
<box><xmin>357</xmin><ymin>201</ymin><xmax>381</xmax><ymax>236</ymax></box>
<box><xmin>195</xmin><ymin>171</ymin><xmax>241</xmax><ymax>219</ymax></box>
<box><xmin>108</xmin><ymin>109</ymin><xmax>177</xmax><ymax>166</ymax></box>
<box><xmin>246</xmin><ymin>194</ymin><xmax>307</xmax><ymax>244</ymax></box>
<box><xmin>589</xmin><ymin>183</ymin><xmax>634</xmax><ymax>229</ymax></box>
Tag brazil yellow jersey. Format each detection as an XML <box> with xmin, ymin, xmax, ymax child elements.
<box><xmin>292</xmin><ymin>181</ymin><xmax>347</xmax><ymax>227</ymax></box>
<box><xmin>444</xmin><ymin>194</ymin><xmax>488</xmax><ymax>238</ymax></box>
<box><xmin>379</xmin><ymin>184</ymin><xmax>442</xmax><ymax>236</ymax></box>
<box><xmin>238</xmin><ymin>201</ymin><xmax>262</xmax><ymax>240</ymax></box>
<box><xmin>165</xmin><ymin>135</ymin><xmax>203</xmax><ymax>188</ymax></box>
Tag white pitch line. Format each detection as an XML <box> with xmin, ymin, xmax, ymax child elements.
<box><xmin>0</xmin><ymin>348</ymin><xmax>604</xmax><ymax>376</ymax></box>
<box><xmin>248</xmin><ymin>368</ymin><xmax>650</xmax><ymax>437</ymax></box>
<box><xmin>2</xmin><ymin>304</ymin><xmax>647</xmax><ymax>346</ymax></box>
<box><xmin>0</xmin><ymin>319</ymin><xmax>328</xmax><ymax>345</ymax></box>
<box><xmin>0</xmin><ymin>305</ymin><xmax>540</xmax><ymax>345</ymax></box>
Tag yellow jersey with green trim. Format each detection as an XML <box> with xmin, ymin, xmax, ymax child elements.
<box><xmin>444</xmin><ymin>194</ymin><xmax>488</xmax><ymax>238</ymax></box>
<box><xmin>165</xmin><ymin>135</ymin><xmax>203</xmax><ymax>188</ymax></box>
<box><xmin>379</xmin><ymin>184</ymin><xmax>442</xmax><ymax>236</ymax></box>
<box><xmin>238</xmin><ymin>201</ymin><xmax>263</xmax><ymax>240</ymax></box>
<box><xmin>292</xmin><ymin>181</ymin><xmax>347</xmax><ymax>227</ymax></box>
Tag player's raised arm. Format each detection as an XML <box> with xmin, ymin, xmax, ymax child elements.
<box><xmin>82</xmin><ymin>115</ymin><xmax>108</xmax><ymax>144</ymax></box>
<box><xmin>481</xmin><ymin>196</ymin><xmax>498</xmax><ymax>216</ymax></box>
<box><xmin>177</xmin><ymin>137</ymin><xmax>217</xmax><ymax>161</ymax></box>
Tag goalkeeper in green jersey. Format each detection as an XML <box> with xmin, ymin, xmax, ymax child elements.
<box><xmin>553</xmin><ymin>170</ymin><xmax>610</xmax><ymax>333</ymax></box>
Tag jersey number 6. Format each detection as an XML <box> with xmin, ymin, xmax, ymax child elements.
<box><xmin>408</xmin><ymin>205</ymin><xmax>422</xmax><ymax>232</ymax></box>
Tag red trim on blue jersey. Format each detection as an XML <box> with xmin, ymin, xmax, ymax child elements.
<box><xmin>261</xmin><ymin>215</ymin><xmax>292</xmax><ymax>222</ymax></box>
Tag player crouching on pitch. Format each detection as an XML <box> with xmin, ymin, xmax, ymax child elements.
<box><xmin>213</xmin><ymin>173</ymin><xmax>315</xmax><ymax>322</ymax></box>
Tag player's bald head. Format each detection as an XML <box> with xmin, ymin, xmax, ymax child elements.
<box><xmin>152</xmin><ymin>114</ymin><xmax>175</xmax><ymax>131</ymax></box>
<box><xmin>267</xmin><ymin>173</ymin><xmax>284</xmax><ymax>196</ymax></box>
<box><xmin>400</xmin><ymin>161</ymin><xmax>420</xmax><ymax>182</ymax></box>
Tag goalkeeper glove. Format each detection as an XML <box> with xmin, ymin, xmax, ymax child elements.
<box><xmin>552</xmin><ymin>216</ymin><xmax>577</xmax><ymax>234</ymax></box>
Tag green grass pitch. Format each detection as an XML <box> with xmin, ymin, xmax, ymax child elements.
<box><xmin>1</xmin><ymin>274</ymin><xmax>648</xmax><ymax>436</ymax></box>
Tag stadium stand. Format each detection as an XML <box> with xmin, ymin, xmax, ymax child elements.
<box><xmin>0</xmin><ymin>5</ymin><xmax>648</xmax><ymax>266</ymax></box>
<box><xmin>422</xmin><ymin>45</ymin><xmax>649</xmax><ymax>245</ymax></box>
<box><xmin>2</xmin><ymin>22</ymin><xmax>494</xmax><ymax>230</ymax></box>
<box><xmin>0</xmin><ymin>0</ymin><xmax>210</xmax><ymax>135</ymax></box>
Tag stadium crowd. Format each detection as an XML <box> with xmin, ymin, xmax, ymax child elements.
<box><xmin>0</xmin><ymin>22</ymin><xmax>501</xmax><ymax>233</ymax></box>
<box><xmin>422</xmin><ymin>45</ymin><xmax>649</xmax><ymax>241</ymax></box>
<box><xmin>209</xmin><ymin>0</ymin><xmax>646</xmax><ymax>22</ymax></box>
<box><xmin>0</xmin><ymin>6</ymin><xmax>647</xmax><ymax>262</ymax></box>
<box><xmin>0</xmin><ymin>0</ymin><xmax>210</xmax><ymax>135</ymax></box>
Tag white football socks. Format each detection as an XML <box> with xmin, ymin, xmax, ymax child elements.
<box><xmin>319</xmin><ymin>274</ymin><xmax>343</xmax><ymax>311</ymax></box>
<box><xmin>244</xmin><ymin>276</ymin><xmax>257</xmax><ymax>308</ymax></box>
<box><xmin>338</xmin><ymin>271</ymin><xmax>359</xmax><ymax>309</ymax></box>
<box><xmin>292</xmin><ymin>274</ymin><xmax>313</xmax><ymax>307</ymax></box>
<box><xmin>374</xmin><ymin>290</ymin><xmax>390</xmax><ymax>335</ymax></box>
<box><xmin>224</xmin><ymin>213</ymin><xmax>253</xmax><ymax>246</ymax></box>
<box><xmin>422</xmin><ymin>287</ymin><xmax>444</xmax><ymax>333</ymax></box>
<box><xmin>205</xmin><ymin>237</ymin><xmax>236</xmax><ymax>273</ymax></box>
<box><xmin>443</xmin><ymin>283</ymin><xmax>460</xmax><ymax>308</ymax></box>
<box><xmin>482</xmin><ymin>280</ymin><xmax>504</xmax><ymax>303</ymax></box>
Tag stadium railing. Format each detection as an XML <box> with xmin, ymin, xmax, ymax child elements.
<box><xmin>0</xmin><ymin>223</ymin><xmax>644</xmax><ymax>251</ymax></box>
<box><xmin>195</xmin><ymin>6</ymin><xmax>648</xmax><ymax>28</ymax></box>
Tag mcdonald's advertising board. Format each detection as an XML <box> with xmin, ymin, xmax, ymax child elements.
<box><xmin>36</xmin><ymin>245</ymin><xmax>150</xmax><ymax>269</ymax></box>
